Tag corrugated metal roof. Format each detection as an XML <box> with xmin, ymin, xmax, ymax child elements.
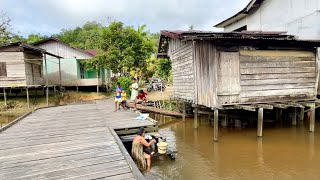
<box><xmin>157</xmin><ymin>30</ymin><xmax>320</xmax><ymax>58</ymax></box>
<box><xmin>160</xmin><ymin>30</ymin><xmax>320</xmax><ymax>42</ymax></box>
<box><xmin>0</xmin><ymin>42</ymin><xmax>62</xmax><ymax>58</ymax></box>
<box><xmin>33</xmin><ymin>37</ymin><xmax>94</xmax><ymax>57</ymax></box>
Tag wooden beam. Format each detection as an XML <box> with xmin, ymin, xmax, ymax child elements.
<box><xmin>182</xmin><ymin>102</ymin><xmax>186</xmax><ymax>121</ymax></box>
<box><xmin>43</xmin><ymin>54</ymin><xmax>49</xmax><ymax>107</ymax></box>
<box><xmin>300</xmin><ymin>108</ymin><xmax>304</xmax><ymax>121</ymax></box>
<box><xmin>3</xmin><ymin>88</ymin><xmax>7</xmax><ymax>107</ymax></box>
<box><xmin>310</xmin><ymin>103</ymin><xmax>315</xmax><ymax>132</ymax></box>
<box><xmin>58</xmin><ymin>58</ymin><xmax>62</xmax><ymax>89</ymax></box>
<box><xmin>214</xmin><ymin>109</ymin><xmax>219</xmax><ymax>142</ymax></box>
<box><xmin>194</xmin><ymin>106</ymin><xmax>198</xmax><ymax>129</ymax></box>
<box><xmin>26</xmin><ymin>87</ymin><xmax>30</xmax><ymax>109</ymax></box>
<box><xmin>271</xmin><ymin>103</ymin><xmax>289</xmax><ymax>109</ymax></box>
<box><xmin>257</xmin><ymin>108</ymin><xmax>263</xmax><ymax>137</ymax></box>
<box><xmin>292</xmin><ymin>108</ymin><xmax>297</xmax><ymax>126</ymax></box>
<box><xmin>255</xmin><ymin>104</ymin><xmax>273</xmax><ymax>110</ymax></box>
<box><xmin>301</xmin><ymin>102</ymin><xmax>316</xmax><ymax>108</ymax></box>
<box><xmin>235</xmin><ymin>105</ymin><xmax>256</xmax><ymax>112</ymax></box>
<box><xmin>287</xmin><ymin>102</ymin><xmax>304</xmax><ymax>108</ymax></box>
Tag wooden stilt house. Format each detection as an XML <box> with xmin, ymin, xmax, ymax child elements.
<box><xmin>158</xmin><ymin>31</ymin><xmax>320</xmax><ymax>139</ymax></box>
<box><xmin>0</xmin><ymin>42</ymin><xmax>60</xmax><ymax>87</ymax></box>
<box><xmin>158</xmin><ymin>31</ymin><xmax>320</xmax><ymax>107</ymax></box>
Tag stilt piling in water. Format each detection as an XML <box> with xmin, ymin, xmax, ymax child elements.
<box><xmin>194</xmin><ymin>106</ymin><xmax>198</xmax><ymax>129</ymax></box>
<box><xmin>257</xmin><ymin>108</ymin><xmax>263</xmax><ymax>137</ymax></box>
<box><xmin>214</xmin><ymin>109</ymin><xmax>219</xmax><ymax>142</ymax></box>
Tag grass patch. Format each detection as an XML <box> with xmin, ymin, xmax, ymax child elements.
<box><xmin>0</xmin><ymin>91</ymin><xmax>109</xmax><ymax>117</ymax></box>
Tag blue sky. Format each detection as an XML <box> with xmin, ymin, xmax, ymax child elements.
<box><xmin>0</xmin><ymin>0</ymin><xmax>250</xmax><ymax>37</ymax></box>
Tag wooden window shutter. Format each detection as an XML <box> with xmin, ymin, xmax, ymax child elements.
<box><xmin>0</xmin><ymin>62</ymin><xmax>7</xmax><ymax>77</ymax></box>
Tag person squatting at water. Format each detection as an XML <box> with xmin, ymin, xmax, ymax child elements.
<box><xmin>132</xmin><ymin>127</ymin><xmax>156</xmax><ymax>171</ymax></box>
<box><xmin>134</xmin><ymin>90</ymin><xmax>148</xmax><ymax>109</ymax></box>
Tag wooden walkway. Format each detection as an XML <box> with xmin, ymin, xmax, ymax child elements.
<box><xmin>0</xmin><ymin>100</ymin><xmax>154</xmax><ymax>180</ymax></box>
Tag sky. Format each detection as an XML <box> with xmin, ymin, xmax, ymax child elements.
<box><xmin>0</xmin><ymin>0</ymin><xmax>250</xmax><ymax>37</ymax></box>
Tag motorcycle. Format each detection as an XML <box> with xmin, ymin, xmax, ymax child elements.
<box><xmin>147</xmin><ymin>81</ymin><xmax>166</xmax><ymax>92</ymax></box>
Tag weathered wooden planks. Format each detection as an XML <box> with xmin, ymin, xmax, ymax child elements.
<box><xmin>171</xmin><ymin>41</ymin><xmax>195</xmax><ymax>102</ymax></box>
<box><xmin>0</xmin><ymin>100</ymin><xmax>151</xmax><ymax>180</ymax></box>
<box><xmin>239</xmin><ymin>49</ymin><xmax>317</xmax><ymax>103</ymax></box>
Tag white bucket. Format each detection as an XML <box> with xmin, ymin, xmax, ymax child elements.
<box><xmin>157</xmin><ymin>142</ymin><xmax>168</xmax><ymax>154</ymax></box>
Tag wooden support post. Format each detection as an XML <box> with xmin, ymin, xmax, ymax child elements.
<box><xmin>310</xmin><ymin>103</ymin><xmax>315</xmax><ymax>132</ymax></box>
<box><xmin>43</xmin><ymin>54</ymin><xmax>49</xmax><ymax>107</ymax></box>
<box><xmin>194</xmin><ymin>106</ymin><xmax>198</xmax><ymax>129</ymax></box>
<box><xmin>54</xmin><ymin>86</ymin><xmax>56</xmax><ymax>97</ymax></box>
<box><xmin>182</xmin><ymin>102</ymin><xmax>186</xmax><ymax>121</ymax></box>
<box><xmin>3</xmin><ymin>88</ymin><xmax>7</xmax><ymax>107</ymax></box>
<box><xmin>46</xmin><ymin>86</ymin><xmax>49</xmax><ymax>107</ymax></box>
<box><xmin>76</xmin><ymin>86</ymin><xmax>79</xmax><ymax>92</ymax></box>
<box><xmin>26</xmin><ymin>87</ymin><xmax>30</xmax><ymax>108</ymax></box>
<box><xmin>292</xmin><ymin>108</ymin><xmax>297</xmax><ymax>126</ymax></box>
<box><xmin>58</xmin><ymin>58</ymin><xmax>62</xmax><ymax>90</ymax></box>
<box><xmin>214</xmin><ymin>109</ymin><xmax>219</xmax><ymax>142</ymax></box>
<box><xmin>257</xmin><ymin>108</ymin><xmax>263</xmax><ymax>137</ymax></box>
<box><xmin>300</xmin><ymin>108</ymin><xmax>304</xmax><ymax>121</ymax></box>
<box><xmin>279</xmin><ymin>109</ymin><xmax>283</xmax><ymax>127</ymax></box>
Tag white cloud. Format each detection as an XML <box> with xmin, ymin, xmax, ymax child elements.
<box><xmin>2</xmin><ymin>0</ymin><xmax>251</xmax><ymax>36</ymax></box>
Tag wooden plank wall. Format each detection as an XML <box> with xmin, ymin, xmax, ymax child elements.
<box><xmin>0</xmin><ymin>52</ymin><xmax>26</xmax><ymax>86</ymax></box>
<box><xmin>194</xmin><ymin>41</ymin><xmax>217</xmax><ymax>107</ymax></box>
<box><xmin>239</xmin><ymin>50</ymin><xmax>317</xmax><ymax>103</ymax></box>
<box><xmin>24</xmin><ymin>53</ymin><xmax>44</xmax><ymax>86</ymax></box>
<box><xmin>217</xmin><ymin>52</ymin><xmax>241</xmax><ymax>105</ymax></box>
<box><xmin>169</xmin><ymin>40</ymin><xmax>195</xmax><ymax>102</ymax></box>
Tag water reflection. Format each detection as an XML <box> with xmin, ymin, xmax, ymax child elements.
<box><xmin>145</xmin><ymin>114</ymin><xmax>320</xmax><ymax>180</ymax></box>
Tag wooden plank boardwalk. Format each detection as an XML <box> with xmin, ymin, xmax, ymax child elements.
<box><xmin>0</xmin><ymin>100</ymin><xmax>154</xmax><ymax>180</ymax></box>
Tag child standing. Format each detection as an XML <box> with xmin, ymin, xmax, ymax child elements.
<box><xmin>121</xmin><ymin>90</ymin><xmax>127</xmax><ymax>110</ymax></box>
<box><xmin>114</xmin><ymin>82</ymin><xmax>123</xmax><ymax>112</ymax></box>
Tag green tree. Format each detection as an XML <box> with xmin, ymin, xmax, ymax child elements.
<box><xmin>26</xmin><ymin>33</ymin><xmax>47</xmax><ymax>44</ymax></box>
<box><xmin>156</xmin><ymin>58</ymin><xmax>172</xmax><ymax>80</ymax></box>
<box><xmin>85</xmin><ymin>21</ymin><xmax>153</xmax><ymax>75</ymax></box>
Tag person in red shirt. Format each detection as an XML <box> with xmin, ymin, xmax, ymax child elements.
<box><xmin>134</xmin><ymin>90</ymin><xmax>148</xmax><ymax>109</ymax></box>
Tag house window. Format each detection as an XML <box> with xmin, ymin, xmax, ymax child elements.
<box><xmin>0</xmin><ymin>62</ymin><xmax>7</xmax><ymax>77</ymax></box>
<box><xmin>80</xmin><ymin>64</ymin><xmax>85</xmax><ymax>79</ymax></box>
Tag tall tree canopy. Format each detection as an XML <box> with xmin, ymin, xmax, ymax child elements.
<box><xmin>82</xmin><ymin>21</ymin><xmax>154</xmax><ymax>74</ymax></box>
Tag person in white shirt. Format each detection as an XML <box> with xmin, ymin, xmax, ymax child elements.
<box><xmin>131</xmin><ymin>78</ymin><xmax>139</xmax><ymax>109</ymax></box>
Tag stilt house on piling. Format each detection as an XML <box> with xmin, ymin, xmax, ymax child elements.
<box><xmin>0</xmin><ymin>42</ymin><xmax>61</xmax><ymax>87</ymax></box>
<box><xmin>0</xmin><ymin>42</ymin><xmax>62</xmax><ymax>108</ymax></box>
<box><xmin>34</xmin><ymin>38</ymin><xmax>112</xmax><ymax>91</ymax></box>
<box><xmin>158</xmin><ymin>31</ymin><xmax>320</xmax><ymax>140</ymax></box>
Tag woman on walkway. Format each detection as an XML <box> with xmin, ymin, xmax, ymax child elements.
<box><xmin>132</xmin><ymin>128</ymin><xmax>156</xmax><ymax>171</ymax></box>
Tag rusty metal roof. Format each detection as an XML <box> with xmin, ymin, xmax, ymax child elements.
<box><xmin>160</xmin><ymin>30</ymin><xmax>320</xmax><ymax>42</ymax></box>
<box><xmin>214</xmin><ymin>0</ymin><xmax>265</xmax><ymax>28</ymax></box>
<box><xmin>0</xmin><ymin>42</ymin><xmax>62</xmax><ymax>58</ymax></box>
<box><xmin>157</xmin><ymin>30</ymin><xmax>320</xmax><ymax>58</ymax></box>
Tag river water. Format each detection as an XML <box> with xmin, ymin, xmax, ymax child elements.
<box><xmin>144</xmin><ymin>114</ymin><xmax>320</xmax><ymax>180</ymax></box>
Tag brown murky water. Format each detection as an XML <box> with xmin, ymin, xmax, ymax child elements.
<box><xmin>144</xmin><ymin>114</ymin><xmax>320</xmax><ymax>180</ymax></box>
<box><xmin>0</xmin><ymin>115</ymin><xmax>17</xmax><ymax>127</ymax></box>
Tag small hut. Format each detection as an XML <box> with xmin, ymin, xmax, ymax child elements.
<box><xmin>0</xmin><ymin>42</ymin><xmax>61</xmax><ymax>107</ymax></box>
<box><xmin>158</xmin><ymin>31</ymin><xmax>320</xmax><ymax>140</ymax></box>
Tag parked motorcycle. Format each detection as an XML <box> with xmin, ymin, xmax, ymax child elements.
<box><xmin>147</xmin><ymin>81</ymin><xmax>166</xmax><ymax>92</ymax></box>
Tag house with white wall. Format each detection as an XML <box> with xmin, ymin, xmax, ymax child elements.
<box><xmin>215</xmin><ymin>0</ymin><xmax>320</xmax><ymax>40</ymax></box>
<box><xmin>34</xmin><ymin>38</ymin><xmax>112</xmax><ymax>91</ymax></box>
<box><xmin>215</xmin><ymin>0</ymin><xmax>320</xmax><ymax>94</ymax></box>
